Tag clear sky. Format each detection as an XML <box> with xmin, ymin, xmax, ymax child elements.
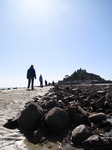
<box><xmin>0</xmin><ymin>0</ymin><xmax>112</xmax><ymax>87</ymax></box>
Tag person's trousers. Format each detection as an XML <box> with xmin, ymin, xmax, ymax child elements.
<box><xmin>40</xmin><ymin>81</ymin><xmax>43</xmax><ymax>87</ymax></box>
<box><xmin>28</xmin><ymin>78</ymin><xmax>34</xmax><ymax>89</ymax></box>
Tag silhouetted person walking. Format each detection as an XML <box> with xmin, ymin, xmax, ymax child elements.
<box><xmin>52</xmin><ymin>81</ymin><xmax>55</xmax><ymax>86</ymax></box>
<box><xmin>39</xmin><ymin>74</ymin><xmax>43</xmax><ymax>87</ymax></box>
<box><xmin>45</xmin><ymin>80</ymin><xmax>47</xmax><ymax>86</ymax></box>
<box><xmin>27</xmin><ymin>65</ymin><xmax>36</xmax><ymax>90</ymax></box>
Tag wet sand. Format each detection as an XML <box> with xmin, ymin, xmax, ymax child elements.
<box><xmin>0</xmin><ymin>86</ymin><xmax>60</xmax><ymax>150</ymax></box>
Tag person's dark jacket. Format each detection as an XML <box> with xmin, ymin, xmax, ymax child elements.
<box><xmin>27</xmin><ymin>66</ymin><xmax>36</xmax><ymax>79</ymax></box>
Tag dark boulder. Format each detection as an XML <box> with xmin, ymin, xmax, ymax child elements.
<box><xmin>17</xmin><ymin>102</ymin><xmax>43</xmax><ymax>130</ymax></box>
<box><xmin>26</xmin><ymin>128</ymin><xmax>46</xmax><ymax>144</ymax></box>
<box><xmin>83</xmin><ymin>135</ymin><xmax>112</xmax><ymax>150</ymax></box>
<box><xmin>91</xmin><ymin>96</ymin><xmax>105</xmax><ymax>110</ymax></box>
<box><xmin>44</xmin><ymin>99</ymin><xmax>60</xmax><ymax>109</ymax></box>
<box><xmin>68</xmin><ymin>103</ymin><xmax>89</xmax><ymax>126</ymax></box>
<box><xmin>45</xmin><ymin>107</ymin><xmax>70</xmax><ymax>133</ymax></box>
<box><xmin>88</xmin><ymin>112</ymin><xmax>106</xmax><ymax>123</ymax></box>
<box><xmin>71</xmin><ymin>124</ymin><xmax>92</xmax><ymax>146</ymax></box>
<box><xmin>69</xmin><ymin>107</ymin><xmax>88</xmax><ymax>125</ymax></box>
<box><xmin>95</xmin><ymin>120</ymin><xmax>112</xmax><ymax>129</ymax></box>
<box><xmin>71</xmin><ymin>110</ymin><xmax>84</xmax><ymax>125</ymax></box>
<box><xmin>3</xmin><ymin>114</ymin><xmax>20</xmax><ymax>129</ymax></box>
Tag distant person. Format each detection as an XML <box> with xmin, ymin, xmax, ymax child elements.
<box><xmin>27</xmin><ymin>65</ymin><xmax>36</xmax><ymax>90</ymax></box>
<box><xmin>45</xmin><ymin>80</ymin><xmax>47</xmax><ymax>86</ymax></box>
<box><xmin>52</xmin><ymin>81</ymin><xmax>55</xmax><ymax>86</ymax></box>
<box><xmin>39</xmin><ymin>74</ymin><xmax>43</xmax><ymax>87</ymax></box>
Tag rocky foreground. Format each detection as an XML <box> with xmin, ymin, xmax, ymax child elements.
<box><xmin>4</xmin><ymin>84</ymin><xmax>112</xmax><ymax>150</ymax></box>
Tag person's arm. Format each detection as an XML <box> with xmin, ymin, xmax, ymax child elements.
<box><xmin>27</xmin><ymin>70</ymin><xmax>29</xmax><ymax>79</ymax></box>
<box><xmin>34</xmin><ymin>70</ymin><xmax>36</xmax><ymax>79</ymax></box>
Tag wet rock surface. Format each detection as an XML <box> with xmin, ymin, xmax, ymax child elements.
<box><xmin>4</xmin><ymin>84</ymin><xmax>112</xmax><ymax>149</ymax></box>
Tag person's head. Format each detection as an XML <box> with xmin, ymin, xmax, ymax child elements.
<box><xmin>30</xmin><ymin>65</ymin><xmax>34</xmax><ymax>68</ymax></box>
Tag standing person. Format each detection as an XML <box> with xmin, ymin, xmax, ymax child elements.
<box><xmin>27</xmin><ymin>65</ymin><xmax>36</xmax><ymax>90</ymax></box>
<box><xmin>52</xmin><ymin>81</ymin><xmax>55</xmax><ymax>86</ymax></box>
<box><xmin>45</xmin><ymin>80</ymin><xmax>47</xmax><ymax>86</ymax></box>
<box><xmin>39</xmin><ymin>74</ymin><xmax>43</xmax><ymax>87</ymax></box>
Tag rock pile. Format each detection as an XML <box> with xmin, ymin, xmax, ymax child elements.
<box><xmin>4</xmin><ymin>85</ymin><xmax>112</xmax><ymax>149</ymax></box>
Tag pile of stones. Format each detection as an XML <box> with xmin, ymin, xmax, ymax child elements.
<box><xmin>4</xmin><ymin>85</ymin><xmax>112</xmax><ymax>149</ymax></box>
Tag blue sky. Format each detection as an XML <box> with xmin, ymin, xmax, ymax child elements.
<box><xmin>0</xmin><ymin>0</ymin><xmax>112</xmax><ymax>87</ymax></box>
